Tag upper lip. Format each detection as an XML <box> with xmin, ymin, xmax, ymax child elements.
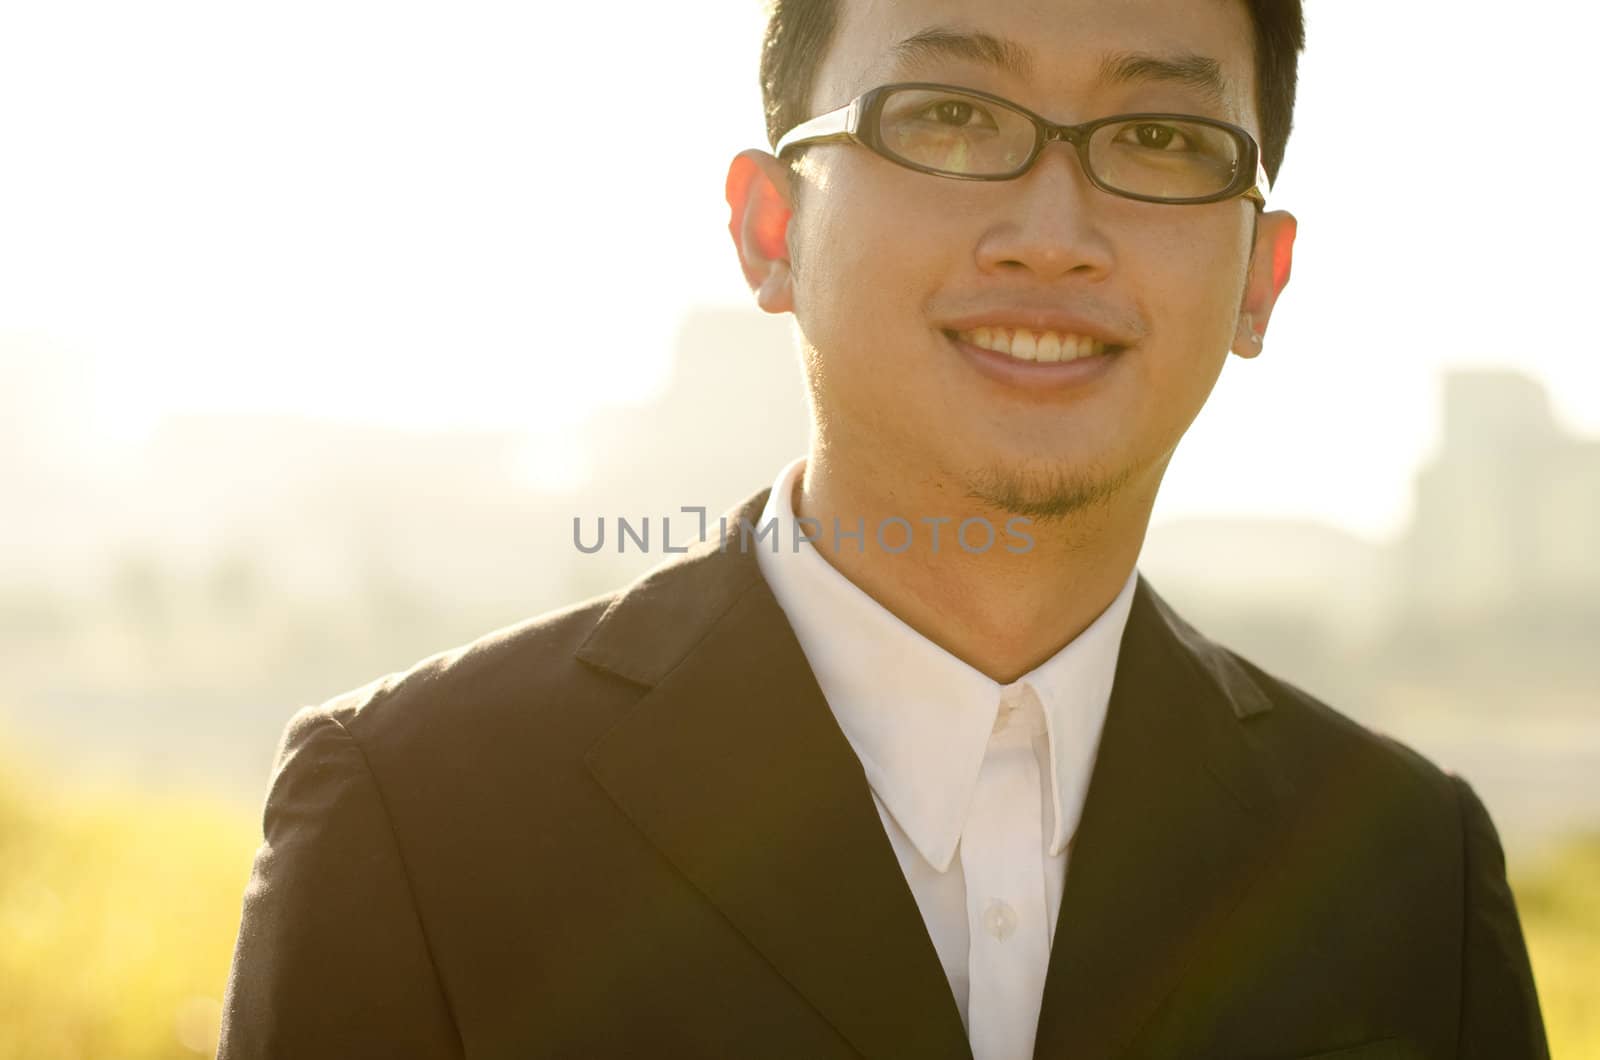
<box><xmin>940</xmin><ymin>309</ymin><xmax>1137</xmax><ymax>347</ymax></box>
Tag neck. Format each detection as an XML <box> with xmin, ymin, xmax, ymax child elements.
<box><xmin>793</xmin><ymin>450</ymin><xmax>1163</xmax><ymax>683</ymax></box>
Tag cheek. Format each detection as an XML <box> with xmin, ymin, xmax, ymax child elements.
<box><xmin>791</xmin><ymin>172</ymin><xmax>959</xmax><ymax>358</ymax></box>
<box><xmin>1144</xmin><ymin>222</ymin><xmax>1252</xmax><ymax>346</ymax></box>
<box><xmin>1121</xmin><ymin>222</ymin><xmax>1253</xmax><ymax>432</ymax></box>
<box><xmin>787</xmin><ymin>179</ymin><xmax>975</xmax><ymax>451</ymax></box>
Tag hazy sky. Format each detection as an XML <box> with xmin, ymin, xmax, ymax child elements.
<box><xmin>2</xmin><ymin>1</ymin><xmax>1595</xmax><ymax>540</ymax></box>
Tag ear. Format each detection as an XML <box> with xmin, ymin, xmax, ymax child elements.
<box><xmin>1231</xmin><ymin>209</ymin><xmax>1297</xmax><ymax>358</ymax></box>
<box><xmin>725</xmin><ymin>148</ymin><xmax>797</xmax><ymax>315</ymax></box>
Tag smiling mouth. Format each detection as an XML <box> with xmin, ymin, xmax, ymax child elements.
<box><xmin>943</xmin><ymin>327</ymin><xmax>1123</xmax><ymax>363</ymax></box>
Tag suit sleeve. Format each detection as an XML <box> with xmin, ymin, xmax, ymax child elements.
<box><xmin>217</xmin><ymin>706</ymin><xmax>464</xmax><ymax>1059</ymax></box>
<box><xmin>1450</xmin><ymin>774</ymin><xmax>1550</xmax><ymax>1060</ymax></box>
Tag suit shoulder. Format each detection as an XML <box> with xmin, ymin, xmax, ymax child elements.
<box><xmin>282</xmin><ymin>587</ymin><xmax>630</xmax><ymax>763</ymax></box>
<box><xmin>1220</xmin><ymin>645</ymin><xmax>1460</xmax><ymax>817</ymax></box>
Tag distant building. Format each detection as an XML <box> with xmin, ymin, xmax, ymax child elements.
<box><xmin>580</xmin><ymin>306</ymin><xmax>810</xmax><ymax>517</ymax></box>
<box><xmin>1140</xmin><ymin>516</ymin><xmax>1388</xmax><ymax>645</ymax></box>
<box><xmin>1400</xmin><ymin>369</ymin><xmax>1600</xmax><ymax>621</ymax></box>
<box><xmin>567</xmin><ymin>307</ymin><xmax>811</xmax><ymax>594</ymax></box>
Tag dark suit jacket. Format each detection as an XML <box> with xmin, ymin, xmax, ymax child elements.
<box><xmin>218</xmin><ymin>486</ymin><xmax>1550</xmax><ymax>1059</ymax></box>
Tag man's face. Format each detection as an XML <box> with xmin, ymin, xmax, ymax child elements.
<box><xmin>773</xmin><ymin>0</ymin><xmax>1289</xmax><ymax>519</ymax></box>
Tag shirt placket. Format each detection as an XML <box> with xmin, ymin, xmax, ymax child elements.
<box><xmin>959</xmin><ymin>684</ymin><xmax>1052</xmax><ymax>1060</ymax></box>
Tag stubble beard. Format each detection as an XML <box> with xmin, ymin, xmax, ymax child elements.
<box><xmin>962</xmin><ymin>457</ymin><xmax>1136</xmax><ymax>529</ymax></box>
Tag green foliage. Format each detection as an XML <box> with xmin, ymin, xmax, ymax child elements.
<box><xmin>1515</xmin><ymin>832</ymin><xmax>1600</xmax><ymax>1057</ymax></box>
<box><xmin>0</xmin><ymin>744</ymin><xmax>257</xmax><ymax>1059</ymax></box>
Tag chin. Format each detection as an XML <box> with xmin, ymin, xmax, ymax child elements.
<box><xmin>943</xmin><ymin>443</ymin><xmax>1123</xmax><ymax>510</ymax></box>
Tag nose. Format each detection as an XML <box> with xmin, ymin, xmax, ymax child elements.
<box><xmin>973</xmin><ymin>142</ymin><xmax>1115</xmax><ymax>282</ymax></box>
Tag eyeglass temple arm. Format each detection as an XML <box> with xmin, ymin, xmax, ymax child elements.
<box><xmin>774</xmin><ymin>98</ymin><xmax>861</xmax><ymax>156</ymax></box>
<box><xmin>1244</xmin><ymin>158</ymin><xmax>1271</xmax><ymax>208</ymax></box>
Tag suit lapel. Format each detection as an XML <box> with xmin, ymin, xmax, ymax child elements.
<box><xmin>576</xmin><ymin>488</ymin><xmax>1294</xmax><ymax>1060</ymax></box>
<box><xmin>580</xmin><ymin>490</ymin><xmax>974</xmax><ymax>1060</ymax></box>
<box><xmin>1031</xmin><ymin>575</ymin><xmax>1295</xmax><ymax>1058</ymax></box>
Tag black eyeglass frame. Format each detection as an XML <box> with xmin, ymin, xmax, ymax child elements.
<box><xmin>774</xmin><ymin>81</ymin><xmax>1270</xmax><ymax>209</ymax></box>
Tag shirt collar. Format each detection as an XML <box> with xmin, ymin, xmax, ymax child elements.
<box><xmin>754</xmin><ymin>455</ymin><xmax>1139</xmax><ymax>873</ymax></box>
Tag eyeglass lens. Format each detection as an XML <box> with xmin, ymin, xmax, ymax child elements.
<box><xmin>876</xmin><ymin>87</ymin><xmax>1247</xmax><ymax>201</ymax></box>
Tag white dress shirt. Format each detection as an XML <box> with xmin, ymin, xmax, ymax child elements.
<box><xmin>754</xmin><ymin>455</ymin><xmax>1139</xmax><ymax>1060</ymax></box>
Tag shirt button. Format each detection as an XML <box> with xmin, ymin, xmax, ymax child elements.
<box><xmin>982</xmin><ymin>899</ymin><xmax>1018</xmax><ymax>941</ymax></box>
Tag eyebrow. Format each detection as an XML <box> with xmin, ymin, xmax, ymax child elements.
<box><xmin>885</xmin><ymin>26</ymin><xmax>1232</xmax><ymax>110</ymax></box>
<box><xmin>888</xmin><ymin>26</ymin><xmax>1035</xmax><ymax>80</ymax></box>
<box><xmin>1097</xmin><ymin>49</ymin><xmax>1230</xmax><ymax>110</ymax></box>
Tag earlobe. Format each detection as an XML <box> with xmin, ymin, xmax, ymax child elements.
<box><xmin>755</xmin><ymin>260</ymin><xmax>792</xmax><ymax>314</ymax></box>
<box><xmin>1231</xmin><ymin>310</ymin><xmax>1262</xmax><ymax>358</ymax></box>
<box><xmin>725</xmin><ymin>149</ymin><xmax>796</xmax><ymax>315</ymax></box>
<box><xmin>1231</xmin><ymin>209</ymin><xmax>1298</xmax><ymax>358</ymax></box>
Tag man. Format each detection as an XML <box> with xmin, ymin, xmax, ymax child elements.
<box><xmin>218</xmin><ymin>0</ymin><xmax>1551</xmax><ymax>1056</ymax></box>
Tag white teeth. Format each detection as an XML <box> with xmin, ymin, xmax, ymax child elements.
<box><xmin>1011</xmin><ymin>329</ymin><xmax>1037</xmax><ymax>360</ymax></box>
<box><xmin>957</xmin><ymin>327</ymin><xmax>1108</xmax><ymax>362</ymax></box>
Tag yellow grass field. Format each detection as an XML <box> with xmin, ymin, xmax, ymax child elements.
<box><xmin>0</xmin><ymin>740</ymin><xmax>1593</xmax><ymax>1059</ymax></box>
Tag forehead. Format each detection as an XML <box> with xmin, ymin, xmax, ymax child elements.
<box><xmin>815</xmin><ymin>0</ymin><xmax>1258</xmax><ymax>125</ymax></box>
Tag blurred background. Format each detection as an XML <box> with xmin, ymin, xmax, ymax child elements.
<box><xmin>2</xmin><ymin>0</ymin><xmax>1596</xmax><ymax>1055</ymax></box>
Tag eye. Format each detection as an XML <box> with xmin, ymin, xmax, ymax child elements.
<box><xmin>915</xmin><ymin>98</ymin><xmax>998</xmax><ymax>130</ymax></box>
<box><xmin>1118</xmin><ymin>122</ymin><xmax>1194</xmax><ymax>151</ymax></box>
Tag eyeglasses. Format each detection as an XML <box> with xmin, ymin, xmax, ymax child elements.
<box><xmin>774</xmin><ymin>82</ymin><xmax>1269</xmax><ymax>208</ymax></box>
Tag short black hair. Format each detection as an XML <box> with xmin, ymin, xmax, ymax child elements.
<box><xmin>759</xmin><ymin>0</ymin><xmax>1306</xmax><ymax>186</ymax></box>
